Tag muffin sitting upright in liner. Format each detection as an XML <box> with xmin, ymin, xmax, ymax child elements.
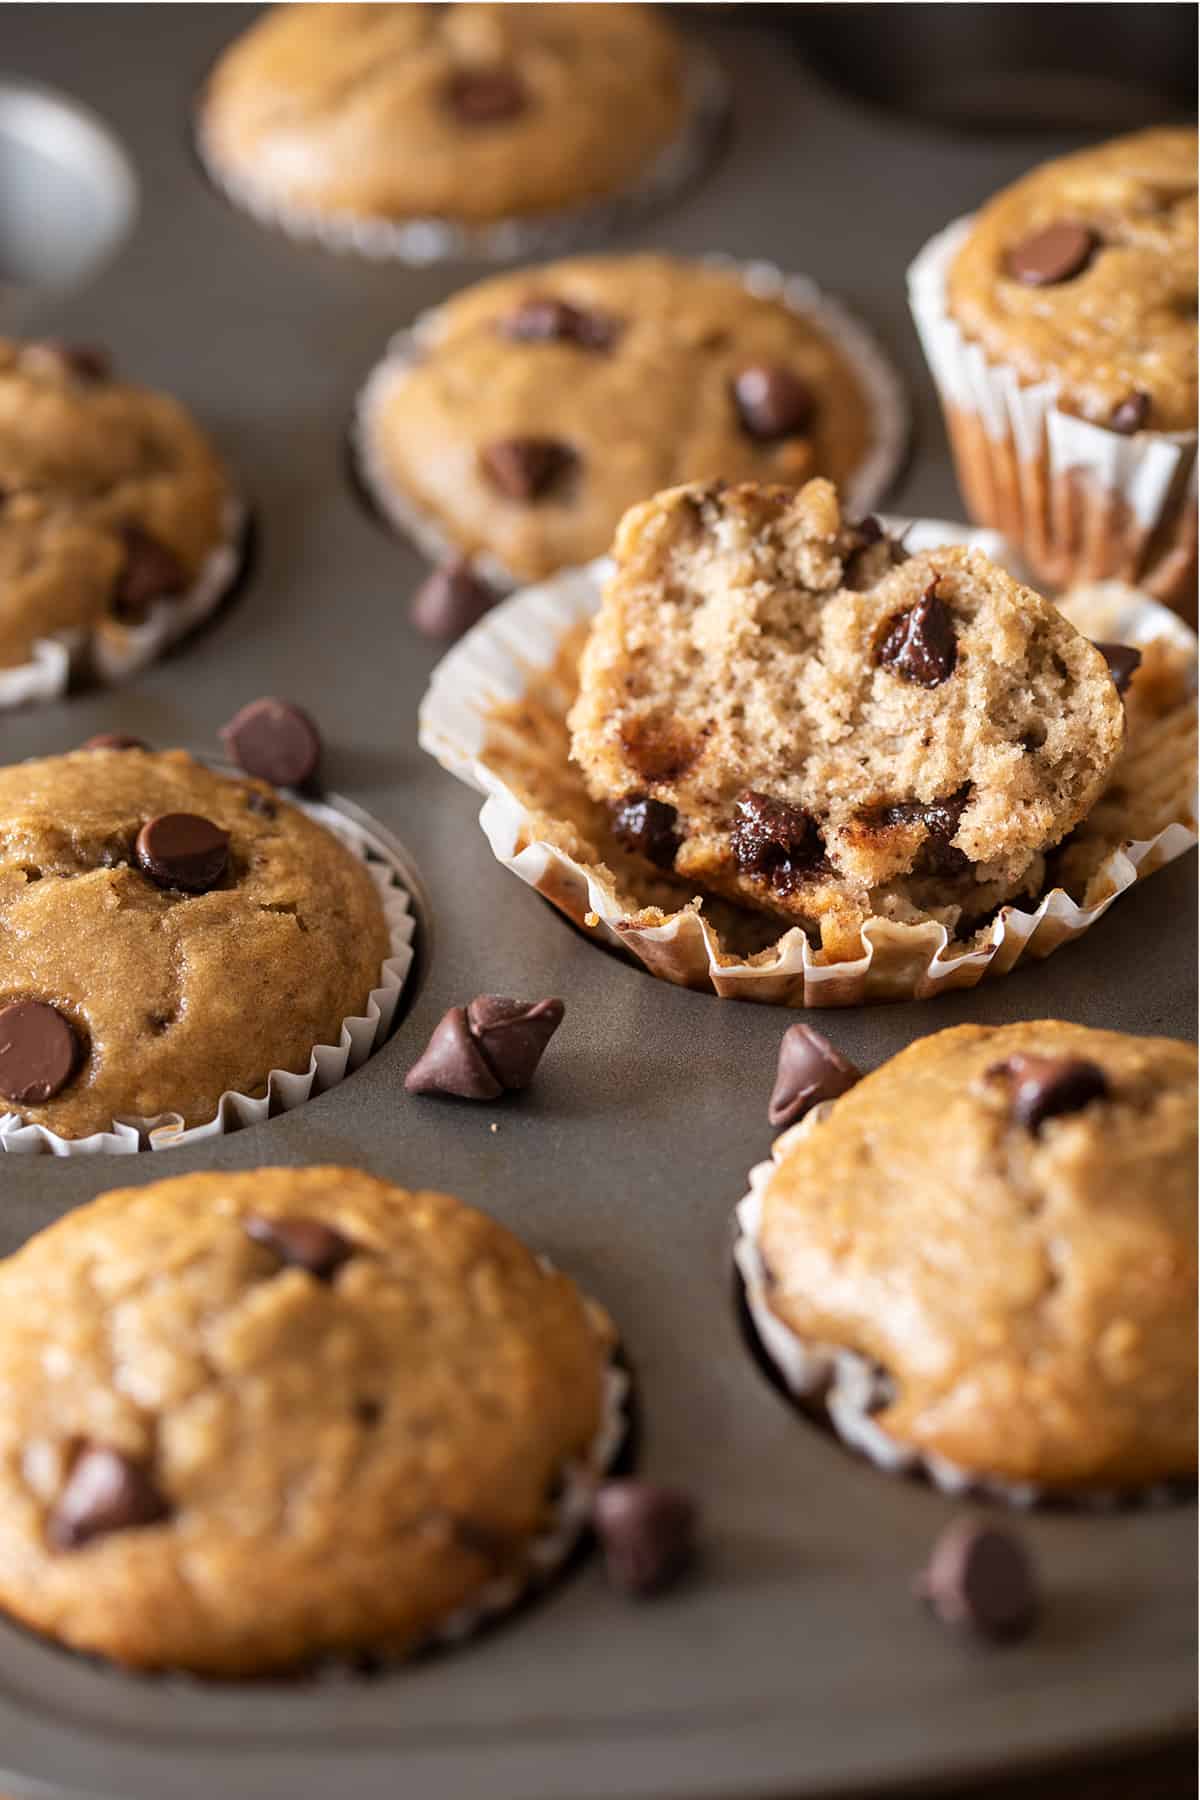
<box><xmin>0</xmin><ymin>749</ymin><xmax>389</xmax><ymax>1139</ymax></box>
<box><xmin>568</xmin><ymin>479</ymin><xmax>1126</xmax><ymax>960</ymax></box>
<box><xmin>751</xmin><ymin>1022</ymin><xmax>1197</xmax><ymax>1495</ymax></box>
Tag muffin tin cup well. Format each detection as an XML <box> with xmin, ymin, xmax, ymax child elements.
<box><xmin>194</xmin><ymin>41</ymin><xmax>730</xmax><ymax>268</ymax></box>
<box><xmin>352</xmin><ymin>255</ymin><xmax>911</xmax><ymax>590</ymax></box>
<box><xmin>908</xmin><ymin>216</ymin><xmax>1199</xmax><ymax>624</ymax></box>
<box><xmin>418</xmin><ymin>527</ymin><xmax>1198</xmax><ymax>1008</ymax></box>
<box><xmin>0</xmin><ymin>497</ymin><xmax>248</xmax><ymax>710</ymax></box>
<box><xmin>0</xmin><ymin>793</ymin><xmax>416</xmax><ymax>1154</ymax></box>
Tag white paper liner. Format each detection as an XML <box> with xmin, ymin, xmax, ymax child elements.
<box><xmin>0</xmin><ymin>795</ymin><xmax>416</xmax><ymax>1156</ymax></box>
<box><xmin>354</xmin><ymin>256</ymin><xmax>911</xmax><ymax>589</ymax></box>
<box><xmin>908</xmin><ymin>217</ymin><xmax>1198</xmax><ymax>608</ymax></box>
<box><xmin>418</xmin><ymin>534</ymin><xmax>1198</xmax><ymax>1007</ymax></box>
<box><xmin>196</xmin><ymin>43</ymin><xmax>729</xmax><ymax>266</ymax></box>
<box><xmin>733</xmin><ymin>1108</ymin><xmax>1180</xmax><ymax>1510</ymax></box>
<box><xmin>0</xmin><ymin>497</ymin><xmax>246</xmax><ymax>710</ymax></box>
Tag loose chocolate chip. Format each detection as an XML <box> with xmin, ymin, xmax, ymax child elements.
<box><xmin>135</xmin><ymin>813</ymin><xmax>229</xmax><ymax>893</ymax></box>
<box><xmin>80</xmin><ymin>732</ymin><xmax>149</xmax><ymax>752</ymax></box>
<box><xmin>877</xmin><ymin>582</ymin><xmax>957</xmax><ymax>687</ymax></box>
<box><xmin>1094</xmin><ymin>641</ymin><xmax>1142</xmax><ymax>696</ymax></box>
<box><xmin>593</xmin><ymin>1481</ymin><xmax>697</xmax><ymax>1598</ymax></box>
<box><xmin>498</xmin><ymin>296</ymin><xmax>621</xmax><ymax>352</ymax></box>
<box><xmin>244</xmin><ymin>1214</ymin><xmax>356</xmax><ymax>1280</ymax></box>
<box><xmin>611</xmin><ymin>794</ymin><xmax>681</xmax><ymax>870</ymax></box>
<box><xmin>1006</xmin><ymin>222</ymin><xmax>1098</xmax><ymax>286</ymax></box>
<box><xmin>221</xmin><ymin>697</ymin><xmax>322</xmax><ymax>789</ymax></box>
<box><xmin>768</xmin><ymin>1024</ymin><xmax>862</xmax><ymax>1129</ymax></box>
<box><xmin>731</xmin><ymin>790</ymin><xmax>827</xmax><ymax>893</ymax></box>
<box><xmin>871</xmin><ymin>785</ymin><xmax>972</xmax><ymax>876</ymax></box>
<box><xmin>1109</xmin><ymin>390</ymin><xmax>1151</xmax><ymax>435</ymax></box>
<box><xmin>480</xmin><ymin>436</ymin><xmax>576</xmax><ymax>502</ymax></box>
<box><xmin>25</xmin><ymin>340</ymin><xmax>112</xmax><ymax>382</ymax></box>
<box><xmin>732</xmin><ymin>364</ymin><xmax>815</xmax><ymax>440</ymax></box>
<box><xmin>0</xmin><ymin>1000</ymin><xmax>79</xmax><ymax>1104</ymax></box>
<box><xmin>916</xmin><ymin>1519</ymin><xmax>1039</xmax><ymax>1643</ymax></box>
<box><xmin>405</xmin><ymin>1006</ymin><xmax>503</xmax><ymax>1101</ymax></box>
<box><xmin>465</xmin><ymin>995</ymin><xmax>565</xmax><ymax>1091</ymax></box>
<box><xmin>991</xmin><ymin>1053</ymin><xmax>1109</xmax><ymax>1134</ymax></box>
<box><xmin>112</xmin><ymin>525</ymin><xmax>186</xmax><ymax>621</ymax></box>
<box><xmin>411</xmin><ymin>556</ymin><xmax>497</xmax><ymax>642</ymax></box>
<box><xmin>445</xmin><ymin>67</ymin><xmax>528</xmax><ymax>124</ymax></box>
<box><xmin>47</xmin><ymin>1445</ymin><xmax>168</xmax><ymax>1551</ymax></box>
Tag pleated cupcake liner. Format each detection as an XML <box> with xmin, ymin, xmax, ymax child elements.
<box><xmin>0</xmin><ymin>795</ymin><xmax>416</xmax><ymax>1155</ymax></box>
<box><xmin>908</xmin><ymin>216</ymin><xmax>1198</xmax><ymax>622</ymax></box>
<box><xmin>418</xmin><ymin>531</ymin><xmax>1197</xmax><ymax>1008</ymax></box>
<box><xmin>196</xmin><ymin>43</ymin><xmax>729</xmax><ymax>267</ymax></box>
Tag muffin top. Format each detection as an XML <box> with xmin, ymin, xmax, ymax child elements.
<box><xmin>759</xmin><ymin>1022</ymin><xmax>1198</xmax><ymax>1491</ymax></box>
<box><xmin>947</xmin><ymin>127</ymin><xmax>1198</xmax><ymax>432</ymax></box>
<box><xmin>0</xmin><ymin>750</ymin><xmax>389</xmax><ymax>1139</ymax></box>
<box><xmin>201</xmin><ymin>2</ymin><xmax>685</xmax><ymax>225</ymax></box>
<box><xmin>0</xmin><ymin>1167</ymin><xmax>612</xmax><ymax>1673</ymax></box>
<box><xmin>568</xmin><ymin>480</ymin><xmax>1125</xmax><ymax>960</ymax></box>
<box><xmin>361</xmin><ymin>254</ymin><xmax>875</xmax><ymax>583</ymax></box>
<box><xmin>0</xmin><ymin>339</ymin><xmax>230</xmax><ymax>670</ymax></box>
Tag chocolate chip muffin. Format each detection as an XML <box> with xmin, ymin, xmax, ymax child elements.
<box><xmin>358</xmin><ymin>254</ymin><xmax>880</xmax><ymax>584</ymax></box>
<box><xmin>0</xmin><ymin>750</ymin><xmax>389</xmax><ymax>1139</ymax></box>
<box><xmin>568</xmin><ymin>479</ymin><xmax>1125</xmax><ymax>961</ymax></box>
<box><xmin>0</xmin><ymin>339</ymin><xmax>232</xmax><ymax>671</ymax></box>
<box><xmin>754</xmin><ymin>1023</ymin><xmax>1198</xmax><ymax>1493</ymax></box>
<box><xmin>200</xmin><ymin>3</ymin><xmax>686</xmax><ymax>231</ymax></box>
<box><xmin>0</xmin><ymin>1167</ymin><xmax>615</xmax><ymax>1673</ymax></box>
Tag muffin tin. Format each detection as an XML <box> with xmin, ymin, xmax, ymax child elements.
<box><xmin>0</xmin><ymin>7</ymin><xmax>1195</xmax><ymax>1798</ymax></box>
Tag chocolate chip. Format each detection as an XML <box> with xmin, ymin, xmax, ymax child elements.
<box><xmin>80</xmin><ymin>732</ymin><xmax>148</xmax><ymax>751</ymax></box>
<box><xmin>1094</xmin><ymin>641</ymin><xmax>1143</xmax><ymax>696</ymax></box>
<box><xmin>731</xmin><ymin>790</ymin><xmax>827</xmax><ymax>893</ymax></box>
<box><xmin>405</xmin><ymin>1006</ymin><xmax>502</xmax><ymax>1101</ymax></box>
<box><xmin>593</xmin><ymin>1481</ymin><xmax>697</xmax><ymax>1598</ymax></box>
<box><xmin>916</xmin><ymin>1519</ymin><xmax>1038</xmax><ymax>1643</ymax></box>
<box><xmin>480</xmin><ymin>437</ymin><xmax>576</xmax><ymax>502</ymax></box>
<box><xmin>852</xmin><ymin>515</ymin><xmax>883</xmax><ymax>547</ymax></box>
<box><xmin>245</xmin><ymin>791</ymin><xmax>278</xmax><ymax>819</ymax></box>
<box><xmin>406</xmin><ymin>996</ymin><xmax>564</xmax><ymax>1100</ymax></box>
<box><xmin>411</xmin><ymin>556</ymin><xmax>497</xmax><ymax>642</ymax></box>
<box><xmin>990</xmin><ymin>1053</ymin><xmax>1109</xmax><ymax>1134</ymax></box>
<box><xmin>498</xmin><ymin>296</ymin><xmax>621</xmax><ymax>352</ymax></box>
<box><xmin>1006</xmin><ymin>222</ymin><xmax>1098</xmax><ymax>286</ymax></box>
<box><xmin>221</xmin><ymin>698</ymin><xmax>322</xmax><ymax>789</ymax></box>
<box><xmin>611</xmin><ymin>795</ymin><xmax>681</xmax><ymax>870</ymax></box>
<box><xmin>877</xmin><ymin>583</ymin><xmax>957</xmax><ymax>687</ymax></box>
<box><xmin>769</xmin><ymin>1025</ymin><xmax>862</xmax><ymax>1129</ymax></box>
<box><xmin>732</xmin><ymin>364</ymin><xmax>815</xmax><ymax>440</ymax></box>
<box><xmin>869</xmin><ymin>785</ymin><xmax>972</xmax><ymax>876</ymax></box>
<box><xmin>24</xmin><ymin>340</ymin><xmax>112</xmax><ymax>382</ymax></box>
<box><xmin>112</xmin><ymin>525</ymin><xmax>186</xmax><ymax>621</ymax></box>
<box><xmin>445</xmin><ymin>67</ymin><xmax>528</xmax><ymax>124</ymax></box>
<box><xmin>47</xmin><ymin>1445</ymin><xmax>169</xmax><ymax>1551</ymax></box>
<box><xmin>0</xmin><ymin>1001</ymin><xmax>79</xmax><ymax>1104</ymax></box>
<box><xmin>244</xmin><ymin>1214</ymin><xmax>356</xmax><ymax>1280</ymax></box>
<box><xmin>1109</xmin><ymin>390</ymin><xmax>1151</xmax><ymax>435</ymax></box>
<box><xmin>135</xmin><ymin>813</ymin><xmax>229</xmax><ymax>893</ymax></box>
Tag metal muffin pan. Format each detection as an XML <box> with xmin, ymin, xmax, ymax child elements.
<box><xmin>0</xmin><ymin>8</ymin><xmax>1195</xmax><ymax>1798</ymax></box>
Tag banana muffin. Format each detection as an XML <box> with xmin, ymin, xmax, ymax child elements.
<box><xmin>358</xmin><ymin>254</ymin><xmax>879</xmax><ymax>583</ymax></box>
<box><xmin>568</xmin><ymin>479</ymin><xmax>1126</xmax><ymax>960</ymax></box>
<box><xmin>200</xmin><ymin>3</ymin><xmax>686</xmax><ymax>231</ymax></box>
<box><xmin>0</xmin><ymin>750</ymin><xmax>389</xmax><ymax>1139</ymax></box>
<box><xmin>754</xmin><ymin>1022</ymin><xmax>1198</xmax><ymax>1494</ymax></box>
<box><xmin>0</xmin><ymin>338</ymin><xmax>232</xmax><ymax>671</ymax></box>
<box><xmin>0</xmin><ymin>1167</ymin><xmax>615</xmax><ymax>1673</ymax></box>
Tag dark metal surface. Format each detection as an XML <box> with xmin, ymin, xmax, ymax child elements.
<box><xmin>0</xmin><ymin>8</ymin><xmax>1195</xmax><ymax>1799</ymax></box>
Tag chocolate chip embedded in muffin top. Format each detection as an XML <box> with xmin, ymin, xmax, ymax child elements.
<box><xmin>135</xmin><ymin>813</ymin><xmax>230</xmax><ymax>893</ymax></box>
<box><xmin>81</xmin><ymin>732</ymin><xmax>150</xmax><ymax>752</ymax></box>
<box><xmin>865</xmin><ymin>785</ymin><xmax>972</xmax><ymax>876</ymax></box>
<box><xmin>611</xmin><ymin>794</ymin><xmax>681</xmax><ymax>870</ymax></box>
<box><xmin>877</xmin><ymin>582</ymin><xmax>958</xmax><ymax>687</ymax></box>
<box><xmin>989</xmin><ymin>1052</ymin><xmax>1109</xmax><ymax>1134</ymax></box>
<box><xmin>411</xmin><ymin>557</ymin><xmax>497</xmax><ymax>642</ymax></box>
<box><xmin>111</xmin><ymin>525</ymin><xmax>187</xmax><ymax>621</ymax></box>
<box><xmin>498</xmin><ymin>296</ymin><xmax>621</xmax><ymax>352</ymax></box>
<box><xmin>244</xmin><ymin>1214</ymin><xmax>357</xmax><ymax>1281</ymax></box>
<box><xmin>444</xmin><ymin>67</ymin><xmax>529</xmax><ymax>124</ymax></box>
<box><xmin>592</xmin><ymin>1480</ymin><xmax>697</xmax><ymax>1598</ymax></box>
<box><xmin>47</xmin><ymin>1444</ymin><xmax>169</xmax><ymax>1551</ymax></box>
<box><xmin>1094</xmin><ymin>641</ymin><xmax>1143</xmax><ymax>695</ymax></box>
<box><xmin>769</xmin><ymin>1024</ymin><xmax>862</xmax><ymax>1129</ymax></box>
<box><xmin>732</xmin><ymin>364</ymin><xmax>815</xmax><ymax>440</ymax></box>
<box><xmin>1109</xmin><ymin>390</ymin><xmax>1151</xmax><ymax>435</ymax></box>
<box><xmin>731</xmin><ymin>791</ymin><xmax>828</xmax><ymax>892</ymax></box>
<box><xmin>916</xmin><ymin>1519</ymin><xmax>1039</xmax><ymax>1644</ymax></box>
<box><xmin>0</xmin><ymin>1000</ymin><xmax>80</xmax><ymax>1104</ymax></box>
<box><xmin>480</xmin><ymin>436</ymin><xmax>576</xmax><ymax>502</ymax></box>
<box><xmin>22</xmin><ymin>341</ymin><xmax>112</xmax><ymax>383</ymax></box>
<box><xmin>1005</xmin><ymin>222</ymin><xmax>1099</xmax><ymax>286</ymax></box>
<box><xmin>221</xmin><ymin>698</ymin><xmax>322</xmax><ymax>790</ymax></box>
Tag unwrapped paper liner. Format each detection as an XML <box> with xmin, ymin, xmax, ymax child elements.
<box><xmin>0</xmin><ymin>797</ymin><xmax>415</xmax><ymax>1155</ymax></box>
<box><xmin>355</xmin><ymin>255</ymin><xmax>911</xmax><ymax>589</ymax></box>
<box><xmin>908</xmin><ymin>217</ymin><xmax>1198</xmax><ymax>617</ymax></box>
<box><xmin>734</xmin><ymin>1108</ymin><xmax>1178</xmax><ymax>1509</ymax></box>
<box><xmin>418</xmin><ymin>528</ymin><xmax>1198</xmax><ymax>1007</ymax></box>
<box><xmin>0</xmin><ymin>498</ymin><xmax>246</xmax><ymax>710</ymax></box>
<box><xmin>196</xmin><ymin>44</ymin><xmax>729</xmax><ymax>267</ymax></box>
